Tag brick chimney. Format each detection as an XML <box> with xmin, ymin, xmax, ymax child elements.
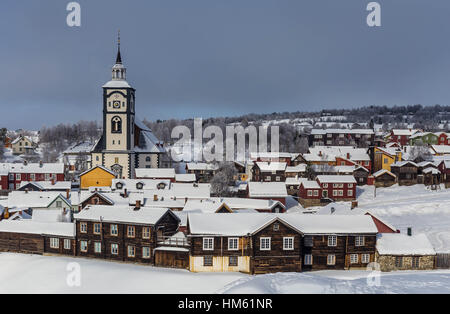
<box><xmin>66</xmin><ymin>189</ymin><xmax>70</xmax><ymax>200</ymax></box>
<box><xmin>135</xmin><ymin>200</ymin><xmax>141</xmax><ymax>210</ymax></box>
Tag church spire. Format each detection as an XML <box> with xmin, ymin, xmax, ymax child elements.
<box><xmin>115</xmin><ymin>30</ymin><xmax>122</xmax><ymax>64</ymax></box>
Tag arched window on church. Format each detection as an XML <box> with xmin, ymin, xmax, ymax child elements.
<box><xmin>146</xmin><ymin>156</ymin><xmax>151</xmax><ymax>162</ymax></box>
<box><xmin>111</xmin><ymin>116</ymin><xmax>122</xmax><ymax>133</ymax></box>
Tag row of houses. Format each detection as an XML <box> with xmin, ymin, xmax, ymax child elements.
<box><xmin>0</xmin><ymin>207</ymin><xmax>438</xmax><ymax>273</ymax></box>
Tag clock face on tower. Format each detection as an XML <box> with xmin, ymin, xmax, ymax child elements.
<box><xmin>113</xmin><ymin>101</ymin><xmax>121</xmax><ymax>109</ymax></box>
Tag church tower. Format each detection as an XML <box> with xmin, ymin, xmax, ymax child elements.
<box><xmin>91</xmin><ymin>32</ymin><xmax>166</xmax><ymax>180</ymax></box>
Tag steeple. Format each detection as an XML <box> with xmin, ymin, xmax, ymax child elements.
<box><xmin>115</xmin><ymin>30</ymin><xmax>122</xmax><ymax>64</ymax></box>
<box><xmin>111</xmin><ymin>30</ymin><xmax>126</xmax><ymax>81</ymax></box>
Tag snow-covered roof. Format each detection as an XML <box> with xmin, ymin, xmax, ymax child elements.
<box><xmin>285</xmin><ymin>177</ymin><xmax>308</xmax><ymax>186</ymax></box>
<box><xmin>285</xmin><ymin>164</ymin><xmax>307</xmax><ymax>173</ymax></box>
<box><xmin>310</xmin><ymin>129</ymin><xmax>374</xmax><ymax>135</ymax></box>
<box><xmin>431</xmin><ymin>145</ymin><xmax>450</xmax><ymax>155</ymax></box>
<box><xmin>79</xmin><ymin>165</ymin><xmax>116</xmax><ymax>177</ymax></box>
<box><xmin>143</xmin><ymin>183</ymin><xmax>211</xmax><ymax>200</ymax></box>
<box><xmin>175</xmin><ymin>173</ymin><xmax>196</xmax><ymax>182</ymax></box>
<box><xmin>0</xmin><ymin>220</ymin><xmax>75</xmax><ymax>237</ymax></box>
<box><xmin>376</xmin><ymin>233</ymin><xmax>436</xmax><ymax>256</ymax></box>
<box><xmin>4</xmin><ymin>163</ymin><xmax>64</xmax><ymax>174</ymax></box>
<box><xmin>248</xmin><ymin>182</ymin><xmax>288</xmax><ymax>198</ymax></box>
<box><xmin>316</xmin><ymin>175</ymin><xmax>357</xmax><ymax>184</ymax></box>
<box><xmin>249</xmin><ymin>152</ymin><xmax>293</xmax><ymax>159</ymax></box>
<box><xmin>112</xmin><ymin>179</ymin><xmax>171</xmax><ymax>192</ymax></box>
<box><xmin>135</xmin><ymin>168</ymin><xmax>175</xmax><ymax>179</ymax></box>
<box><xmin>186</xmin><ymin>163</ymin><xmax>219</xmax><ymax>171</ymax></box>
<box><xmin>300</xmin><ymin>180</ymin><xmax>321</xmax><ymax>189</ymax></box>
<box><xmin>372</xmin><ymin>169</ymin><xmax>396</xmax><ymax>178</ymax></box>
<box><xmin>390</xmin><ymin>161</ymin><xmax>418</xmax><ymax>168</ymax></box>
<box><xmin>392</xmin><ymin>129</ymin><xmax>418</xmax><ymax>136</ymax></box>
<box><xmin>255</xmin><ymin>162</ymin><xmax>287</xmax><ymax>172</ymax></box>
<box><xmin>19</xmin><ymin>181</ymin><xmax>71</xmax><ymax>191</ymax></box>
<box><xmin>102</xmin><ymin>80</ymin><xmax>132</xmax><ymax>88</ymax></box>
<box><xmin>74</xmin><ymin>205</ymin><xmax>178</xmax><ymax>225</ymax></box>
<box><xmin>32</xmin><ymin>209</ymin><xmax>71</xmax><ymax>223</ymax></box>
<box><xmin>7</xmin><ymin>191</ymin><xmax>70</xmax><ymax>209</ymax></box>
<box><xmin>422</xmin><ymin>167</ymin><xmax>440</xmax><ymax>174</ymax></box>
<box><xmin>183</xmin><ymin>197</ymin><xmax>285</xmax><ymax>213</ymax></box>
<box><xmin>63</xmin><ymin>141</ymin><xmax>95</xmax><ymax>154</ymax></box>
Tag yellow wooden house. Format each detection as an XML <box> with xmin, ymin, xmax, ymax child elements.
<box><xmin>80</xmin><ymin>166</ymin><xmax>116</xmax><ymax>190</ymax></box>
<box><xmin>373</xmin><ymin>147</ymin><xmax>402</xmax><ymax>172</ymax></box>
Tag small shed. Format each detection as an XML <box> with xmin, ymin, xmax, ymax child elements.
<box><xmin>373</xmin><ymin>169</ymin><xmax>396</xmax><ymax>187</ymax></box>
<box><xmin>376</xmin><ymin>233</ymin><xmax>436</xmax><ymax>271</ymax></box>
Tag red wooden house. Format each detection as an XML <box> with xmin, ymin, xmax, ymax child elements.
<box><xmin>298</xmin><ymin>180</ymin><xmax>322</xmax><ymax>207</ymax></box>
<box><xmin>315</xmin><ymin>175</ymin><xmax>357</xmax><ymax>201</ymax></box>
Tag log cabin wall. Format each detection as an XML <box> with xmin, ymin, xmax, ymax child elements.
<box><xmin>0</xmin><ymin>232</ymin><xmax>44</xmax><ymax>254</ymax></box>
<box><xmin>44</xmin><ymin>236</ymin><xmax>76</xmax><ymax>256</ymax></box>
<box><xmin>251</xmin><ymin>220</ymin><xmax>302</xmax><ymax>274</ymax></box>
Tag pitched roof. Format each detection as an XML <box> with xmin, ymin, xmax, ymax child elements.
<box><xmin>376</xmin><ymin>233</ymin><xmax>436</xmax><ymax>255</ymax></box>
<box><xmin>372</xmin><ymin>169</ymin><xmax>396</xmax><ymax>178</ymax></box>
<box><xmin>248</xmin><ymin>182</ymin><xmax>288</xmax><ymax>198</ymax></box>
<box><xmin>79</xmin><ymin>165</ymin><xmax>116</xmax><ymax>177</ymax></box>
<box><xmin>255</xmin><ymin>162</ymin><xmax>287</xmax><ymax>172</ymax></box>
<box><xmin>316</xmin><ymin>175</ymin><xmax>357</xmax><ymax>183</ymax></box>
<box><xmin>0</xmin><ymin>220</ymin><xmax>75</xmax><ymax>237</ymax></box>
<box><xmin>135</xmin><ymin>168</ymin><xmax>176</xmax><ymax>179</ymax></box>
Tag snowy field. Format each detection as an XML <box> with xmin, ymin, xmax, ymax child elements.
<box><xmin>0</xmin><ymin>253</ymin><xmax>448</xmax><ymax>294</ymax></box>
<box><xmin>357</xmin><ymin>184</ymin><xmax>450</xmax><ymax>253</ymax></box>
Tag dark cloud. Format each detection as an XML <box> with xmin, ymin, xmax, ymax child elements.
<box><xmin>1</xmin><ymin>0</ymin><xmax>450</xmax><ymax>129</ymax></box>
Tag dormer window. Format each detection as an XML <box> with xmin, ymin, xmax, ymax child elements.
<box><xmin>136</xmin><ymin>182</ymin><xmax>144</xmax><ymax>190</ymax></box>
<box><xmin>115</xmin><ymin>182</ymin><xmax>124</xmax><ymax>190</ymax></box>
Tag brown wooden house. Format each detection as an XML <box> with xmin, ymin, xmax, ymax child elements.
<box><xmin>390</xmin><ymin>161</ymin><xmax>418</xmax><ymax>186</ymax></box>
<box><xmin>373</xmin><ymin>169</ymin><xmax>396</xmax><ymax>187</ymax></box>
<box><xmin>74</xmin><ymin>205</ymin><xmax>180</xmax><ymax>264</ymax></box>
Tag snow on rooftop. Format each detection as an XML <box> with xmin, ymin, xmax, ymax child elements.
<box><xmin>7</xmin><ymin>191</ymin><xmax>68</xmax><ymax>209</ymax></box>
<box><xmin>186</xmin><ymin>163</ymin><xmax>219</xmax><ymax>171</ymax></box>
<box><xmin>74</xmin><ymin>205</ymin><xmax>174</xmax><ymax>225</ymax></box>
<box><xmin>0</xmin><ymin>220</ymin><xmax>75</xmax><ymax>237</ymax></box>
<box><xmin>372</xmin><ymin>169</ymin><xmax>396</xmax><ymax>178</ymax></box>
<box><xmin>248</xmin><ymin>182</ymin><xmax>288</xmax><ymax>198</ymax></box>
<box><xmin>376</xmin><ymin>233</ymin><xmax>436</xmax><ymax>256</ymax></box>
<box><xmin>255</xmin><ymin>162</ymin><xmax>287</xmax><ymax>172</ymax></box>
<box><xmin>175</xmin><ymin>173</ymin><xmax>196</xmax><ymax>182</ymax></box>
<box><xmin>285</xmin><ymin>164</ymin><xmax>307</xmax><ymax>173</ymax></box>
<box><xmin>2</xmin><ymin>163</ymin><xmax>64</xmax><ymax>174</ymax></box>
<box><xmin>316</xmin><ymin>175</ymin><xmax>357</xmax><ymax>183</ymax></box>
<box><xmin>135</xmin><ymin>168</ymin><xmax>175</xmax><ymax>179</ymax></box>
<box><xmin>102</xmin><ymin>80</ymin><xmax>132</xmax><ymax>88</ymax></box>
<box><xmin>19</xmin><ymin>181</ymin><xmax>71</xmax><ymax>190</ymax></box>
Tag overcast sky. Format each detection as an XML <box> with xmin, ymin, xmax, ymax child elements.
<box><xmin>1</xmin><ymin>0</ymin><xmax>450</xmax><ymax>130</ymax></box>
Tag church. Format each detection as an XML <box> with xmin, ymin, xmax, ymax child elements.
<box><xmin>91</xmin><ymin>36</ymin><xmax>166</xmax><ymax>179</ymax></box>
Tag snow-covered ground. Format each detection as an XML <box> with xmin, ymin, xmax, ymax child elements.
<box><xmin>0</xmin><ymin>253</ymin><xmax>448</xmax><ymax>294</ymax></box>
<box><xmin>357</xmin><ymin>184</ymin><xmax>450</xmax><ymax>253</ymax></box>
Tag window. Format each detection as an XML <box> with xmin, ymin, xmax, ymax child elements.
<box><xmin>304</xmin><ymin>254</ymin><xmax>313</xmax><ymax>265</ymax></box>
<box><xmin>127</xmin><ymin>226</ymin><xmax>135</xmax><ymax>238</ymax></box>
<box><xmin>145</xmin><ymin>156</ymin><xmax>151</xmax><ymax>162</ymax></box>
<box><xmin>361</xmin><ymin>254</ymin><xmax>370</xmax><ymax>264</ymax></box>
<box><xmin>64</xmin><ymin>239</ymin><xmax>71</xmax><ymax>250</ymax></box>
<box><xmin>304</xmin><ymin>236</ymin><xmax>313</xmax><ymax>247</ymax></box>
<box><xmin>142</xmin><ymin>247</ymin><xmax>151</xmax><ymax>259</ymax></box>
<box><xmin>327</xmin><ymin>254</ymin><xmax>336</xmax><ymax>265</ymax></box>
<box><xmin>136</xmin><ymin>182</ymin><xmax>144</xmax><ymax>190</ymax></box>
<box><xmin>203</xmin><ymin>256</ymin><xmax>213</xmax><ymax>266</ymax></box>
<box><xmin>16</xmin><ymin>174</ymin><xmax>20</xmax><ymax>180</ymax></box>
<box><xmin>93</xmin><ymin>223</ymin><xmax>101</xmax><ymax>235</ymax></box>
<box><xmin>348</xmin><ymin>184</ymin><xmax>353</xmax><ymax>188</ymax></box>
<box><xmin>55</xmin><ymin>200</ymin><xmax>62</xmax><ymax>208</ymax></box>
<box><xmin>273</xmin><ymin>223</ymin><xmax>279</xmax><ymax>231</ymax></box>
<box><xmin>395</xmin><ymin>256</ymin><xmax>403</xmax><ymax>268</ymax></box>
<box><xmin>228</xmin><ymin>238</ymin><xmax>239</xmax><ymax>250</ymax></box>
<box><xmin>30</xmin><ymin>173</ymin><xmax>35</xmax><ymax>181</ymax></box>
<box><xmin>313</xmin><ymin>190</ymin><xmax>319</xmax><ymax>196</ymax></box>
<box><xmin>111</xmin><ymin>116</ymin><xmax>122</xmax><ymax>133</ymax></box>
<box><xmin>127</xmin><ymin>245</ymin><xmax>135</xmax><ymax>258</ymax></box>
<box><xmin>412</xmin><ymin>257</ymin><xmax>420</xmax><ymax>269</ymax></box>
<box><xmin>111</xmin><ymin>244</ymin><xmax>119</xmax><ymax>255</ymax></box>
<box><xmin>203</xmin><ymin>238</ymin><xmax>214</xmax><ymax>250</ymax></box>
<box><xmin>229</xmin><ymin>256</ymin><xmax>238</xmax><ymax>267</ymax></box>
<box><xmin>283</xmin><ymin>237</ymin><xmax>294</xmax><ymax>250</ymax></box>
<box><xmin>80</xmin><ymin>222</ymin><xmax>87</xmax><ymax>233</ymax></box>
<box><xmin>80</xmin><ymin>241</ymin><xmax>88</xmax><ymax>252</ymax></box>
<box><xmin>110</xmin><ymin>224</ymin><xmax>118</xmax><ymax>236</ymax></box>
<box><xmin>50</xmin><ymin>238</ymin><xmax>59</xmax><ymax>249</ymax></box>
<box><xmin>323</xmin><ymin>183</ymin><xmax>328</xmax><ymax>188</ymax></box>
<box><xmin>260</xmin><ymin>237</ymin><xmax>271</xmax><ymax>251</ymax></box>
<box><xmin>94</xmin><ymin>242</ymin><xmax>102</xmax><ymax>253</ymax></box>
<box><xmin>328</xmin><ymin>235</ymin><xmax>337</xmax><ymax>247</ymax></box>
<box><xmin>307</xmin><ymin>190</ymin><xmax>312</xmax><ymax>196</ymax></box>
<box><xmin>355</xmin><ymin>236</ymin><xmax>364</xmax><ymax>247</ymax></box>
<box><xmin>350</xmin><ymin>254</ymin><xmax>358</xmax><ymax>264</ymax></box>
<box><xmin>142</xmin><ymin>227</ymin><xmax>150</xmax><ymax>239</ymax></box>
<box><xmin>348</xmin><ymin>190</ymin><xmax>353</xmax><ymax>197</ymax></box>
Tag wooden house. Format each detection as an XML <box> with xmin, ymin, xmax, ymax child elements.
<box><xmin>298</xmin><ymin>180</ymin><xmax>322</xmax><ymax>207</ymax></box>
<box><xmin>11</xmin><ymin>135</ymin><xmax>36</xmax><ymax>155</ymax></box>
<box><xmin>437</xmin><ymin>160</ymin><xmax>450</xmax><ymax>188</ymax></box>
<box><xmin>80</xmin><ymin>166</ymin><xmax>116</xmax><ymax>190</ymax></box>
<box><xmin>390</xmin><ymin>161</ymin><xmax>418</xmax><ymax>186</ymax></box>
<box><xmin>247</xmin><ymin>182</ymin><xmax>288</xmax><ymax>206</ymax></box>
<box><xmin>436</xmin><ymin>132</ymin><xmax>450</xmax><ymax>145</ymax></box>
<box><xmin>376</xmin><ymin>232</ymin><xmax>436</xmax><ymax>272</ymax></box>
<box><xmin>372</xmin><ymin>169</ymin><xmax>396</xmax><ymax>187</ymax></box>
<box><xmin>251</xmin><ymin>162</ymin><xmax>286</xmax><ymax>182</ymax></box>
<box><xmin>353</xmin><ymin>166</ymin><xmax>369</xmax><ymax>185</ymax></box>
<box><xmin>373</xmin><ymin>147</ymin><xmax>402</xmax><ymax>173</ymax></box>
<box><xmin>74</xmin><ymin>206</ymin><xmax>180</xmax><ymax>264</ymax></box>
<box><xmin>134</xmin><ymin>168</ymin><xmax>176</xmax><ymax>182</ymax></box>
<box><xmin>285</xmin><ymin>164</ymin><xmax>307</xmax><ymax>178</ymax></box>
<box><xmin>315</xmin><ymin>175</ymin><xmax>357</xmax><ymax>201</ymax></box>
<box><xmin>185</xmin><ymin>163</ymin><xmax>219</xmax><ymax>183</ymax></box>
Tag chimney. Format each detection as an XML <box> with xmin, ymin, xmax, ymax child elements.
<box><xmin>23</xmin><ymin>160</ymin><xmax>28</xmax><ymax>166</ymax></box>
<box><xmin>4</xmin><ymin>207</ymin><xmax>9</xmax><ymax>219</ymax></box>
<box><xmin>51</xmin><ymin>178</ymin><xmax>55</xmax><ymax>185</ymax></box>
<box><xmin>135</xmin><ymin>200</ymin><xmax>141</xmax><ymax>210</ymax></box>
<box><xmin>66</xmin><ymin>189</ymin><xmax>70</xmax><ymax>200</ymax></box>
<box><xmin>123</xmin><ymin>188</ymin><xmax>128</xmax><ymax>198</ymax></box>
<box><xmin>407</xmin><ymin>227</ymin><xmax>412</xmax><ymax>236</ymax></box>
<box><xmin>319</xmin><ymin>151</ymin><xmax>322</xmax><ymax>157</ymax></box>
<box><xmin>346</xmin><ymin>152</ymin><xmax>350</xmax><ymax>159</ymax></box>
<box><xmin>153</xmin><ymin>194</ymin><xmax>158</xmax><ymax>201</ymax></box>
<box><xmin>39</xmin><ymin>160</ymin><xmax>43</xmax><ymax>167</ymax></box>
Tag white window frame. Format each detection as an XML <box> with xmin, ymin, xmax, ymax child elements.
<box><xmin>110</xmin><ymin>224</ymin><xmax>118</xmax><ymax>236</ymax></box>
<box><xmin>304</xmin><ymin>254</ymin><xmax>313</xmax><ymax>265</ymax></box>
<box><xmin>361</xmin><ymin>254</ymin><xmax>370</xmax><ymax>264</ymax></box>
<box><xmin>80</xmin><ymin>222</ymin><xmax>87</xmax><ymax>233</ymax></box>
<box><xmin>283</xmin><ymin>237</ymin><xmax>294</xmax><ymax>250</ymax></box>
<box><xmin>355</xmin><ymin>236</ymin><xmax>365</xmax><ymax>247</ymax></box>
<box><xmin>80</xmin><ymin>240</ymin><xmax>88</xmax><ymax>252</ymax></box>
<box><xmin>50</xmin><ymin>238</ymin><xmax>59</xmax><ymax>249</ymax></box>
<box><xmin>94</xmin><ymin>242</ymin><xmax>102</xmax><ymax>253</ymax></box>
<box><xmin>347</xmin><ymin>190</ymin><xmax>353</xmax><ymax>196</ymax></box>
<box><xmin>111</xmin><ymin>243</ymin><xmax>119</xmax><ymax>255</ymax></box>
<box><xmin>350</xmin><ymin>254</ymin><xmax>358</xmax><ymax>264</ymax></box>
<box><xmin>203</xmin><ymin>237</ymin><xmax>214</xmax><ymax>251</ymax></box>
<box><xmin>127</xmin><ymin>226</ymin><xmax>135</xmax><ymax>238</ymax></box>
<box><xmin>142</xmin><ymin>226</ymin><xmax>150</xmax><ymax>239</ymax></box>
<box><xmin>63</xmin><ymin>239</ymin><xmax>71</xmax><ymax>250</ymax></box>
<box><xmin>127</xmin><ymin>245</ymin><xmax>135</xmax><ymax>258</ymax></box>
<box><xmin>327</xmin><ymin>254</ymin><xmax>336</xmax><ymax>265</ymax></box>
<box><xmin>228</xmin><ymin>237</ymin><xmax>239</xmax><ymax>251</ymax></box>
<box><xmin>142</xmin><ymin>247</ymin><xmax>151</xmax><ymax>259</ymax></box>
<box><xmin>307</xmin><ymin>190</ymin><xmax>312</xmax><ymax>196</ymax></box>
<box><xmin>328</xmin><ymin>235</ymin><xmax>337</xmax><ymax>247</ymax></box>
<box><xmin>93</xmin><ymin>223</ymin><xmax>101</xmax><ymax>235</ymax></box>
<box><xmin>260</xmin><ymin>237</ymin><xmax>271</xmax><ymax>251</ymax></box>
